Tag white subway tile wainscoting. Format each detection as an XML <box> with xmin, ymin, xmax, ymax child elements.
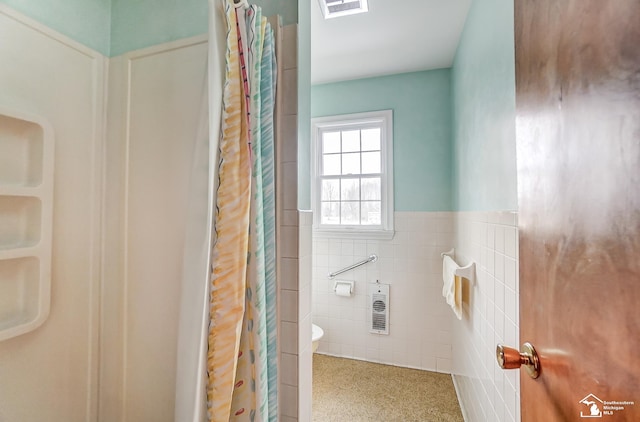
<box><xmin>312</xmin><ymin>211</ymin><xmax>455</xmax><ymax>373</ymax></box>
<box><xmin>452</xmin><ymin>211</ymin><xmax>520</xmax><ymax>422</ymax></box>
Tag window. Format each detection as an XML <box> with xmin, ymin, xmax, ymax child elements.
<box><xmin>311</xmin><ymin>110</ymin><xmax>393</xmax><ymax>239</ymax></box>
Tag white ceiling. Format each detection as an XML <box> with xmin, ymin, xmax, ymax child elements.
<box><xmin>310</xmin><ymin>0</ymin><xmax>472</xmax><ymax>85</ymax></box>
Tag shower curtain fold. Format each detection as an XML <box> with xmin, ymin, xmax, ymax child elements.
<box><xmin>206</xmin><ymin>0</ymin><xmax>251</xmax><ymax>417</ymax></box>
<box><xmin>174</xmin><ymin>1</ymin><xmax>226</xmax><ymax>421</ymax></box>
<box><xmin>207</xmin><ymin>1</ymin><xmax>278</xmax><ymax>421</ymax></box>
<box><xmin>259</xmin><ymin>24</ymin><xmax>278</xmax><ymax>422</ymax></box>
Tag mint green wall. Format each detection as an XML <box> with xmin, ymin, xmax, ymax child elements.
<box><xmin>111</xmin><ymin>0</ymin><xmax>297</xmax><ymax>56</ymax></box>
<box><xmin>297</xmin><ymin>0</ymin><xmax>311</xmax><ymax>210</ymax></box>
<box><xmin>451</xmin><ymin>0</ymin><xmax>517</xmax><ymax>211</ymax></box>
<box><xmin>1</xmin><ymin>0</ymin><xmax>296</xmax><ymax>57</ymax></box>
<box><xmin>311</xmin><ymin>70</ymin><xmax>453</xmax><ymax>212</ymax></box>
<box><xmin>0</xmin><ymin>0</ymin><xmax>111</xmax><ymax>55</ymax></box>
<box><xmin>110</xmin><ymin>0</ymin><xmax>207</xmax><ymax>56</ymax></box>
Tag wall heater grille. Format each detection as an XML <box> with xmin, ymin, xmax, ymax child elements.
<box><xmin>368</xmin><ymin>282</ymin><xmax>389</xmax><ymax>335</ymax></box>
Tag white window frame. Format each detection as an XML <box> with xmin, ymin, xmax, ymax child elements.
<box><xmin>311</xmin><ymin>110</ymin><xmax>394</xmax><ymax>240</ymax></box>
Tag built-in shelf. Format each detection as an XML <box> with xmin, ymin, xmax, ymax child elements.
<box><xmin>0</xmin><ymin>106</ymin><xmax>53</xmax><ymax>342</ymax></box>
<box><xmin>0</xmin><ymin>113</ymin><xmax>44</xmax><ymax>187</ymax></box>
<box><xmin>0</xmin><ymin>257</ymin><xmax>42</xmax><ymax>332</ymax></box>
<box><xmin>0</xmin><ymin>195</ymin><xmax>42</xmax><ymax>250</ymax></box>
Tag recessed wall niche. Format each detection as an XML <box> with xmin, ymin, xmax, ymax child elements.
<box><xmin>0</xmin><ymin>113</ymin><xmax>44</xmax><ymax>187</ymax></box>
<box><xmin>0</xmin><ymin>106</ymin><xmax>53</xmax><ymax>342</ymax></box>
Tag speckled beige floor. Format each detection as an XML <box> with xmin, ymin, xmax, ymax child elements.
<box><xmin>312</xmin><ymin>354</ymin><xmax>464</xmax><ymax>422</ymax></box>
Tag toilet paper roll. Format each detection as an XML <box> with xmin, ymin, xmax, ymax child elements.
<box><xmin>335</xmin><ymin>283</ymin><xmax>352</xmax><ymax>297</ymax></box>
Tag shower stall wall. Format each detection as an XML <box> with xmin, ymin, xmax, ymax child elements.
<box><xmin>103</xmin><ymin>17</ymin><xmax>303</xmax><ymax>421</ymax></box>
<box><xmin>102</xmin><ymin>35</ymin><xmax>211</xmax><ymax>422</ymax></box>
<box><xmin>0</xmin><ymin>6</ymin><xmax>107</xmax><ymax>421</ymax></box>
<box><xmin>0</xmin><ymin>4</ymin><xmax>301</xmax><ymax>421</ymax></box>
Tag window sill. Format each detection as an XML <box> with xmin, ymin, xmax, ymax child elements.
<box><xmin>312</xmin><ymin>228</ymin><xmax>395</xmax><ymax>240</ymax></box>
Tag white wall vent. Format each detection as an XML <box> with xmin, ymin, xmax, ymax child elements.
<box><xmin>317</xmin><ymin>0</ymin><xmax>369</xmax><ymax>20</ymax></box>
<box><xmin>368</xmin><ymin>282</ymin><xmax>389</xmax><ymax>335</ymax></box>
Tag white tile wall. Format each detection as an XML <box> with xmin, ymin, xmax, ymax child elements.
<box><xmin>451</xmin><ymin>211</ymin><xmax>520</xmax><ymax>422</ymax></box>
<box><xmin>276</xmin><ymin>22</ymin><xmax>305</xmax><ymax>422</ymax></box>
<box><xmin>276</xmin><ymin>23</ymin><xmax>315</xmax><ymax>422</ymax></box>
<box><xmin>309</xmin><ymin>209</ymin><xmax>521</xmax><ymax>421</ymax></box>
<box><xmin>297</xmin><ymin>211</ymin><xmax>313</xmax><ymax>422</ymax></box>
<box><xmin>312</xmin><ymin>211</ymin><xmax>455</xmax><ymax>373</ymax></box>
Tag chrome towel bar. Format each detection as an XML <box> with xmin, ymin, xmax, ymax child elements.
<box><xmin>328</xmin><ymin>254</ymin><xmax>378</xmax><ymax>279</ymax></box>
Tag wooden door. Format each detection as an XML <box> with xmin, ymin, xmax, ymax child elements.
<box><xmin>515</xmin><ymin>0</ymin><xmax>640</xmax><ymax>420</ymax></box>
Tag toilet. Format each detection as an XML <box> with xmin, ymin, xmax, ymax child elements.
<box><xmin>312</xmin><ymin>324</ymin><xmax>324</xmax><ymax>353</ymax></box>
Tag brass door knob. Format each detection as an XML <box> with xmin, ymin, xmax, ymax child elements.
<box><xmin>496</xmin><ymin>342</ymin><xmax>540</xmax><ymax>379</ymax></box>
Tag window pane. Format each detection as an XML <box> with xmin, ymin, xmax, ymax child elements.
<box><xmin>322</xmin><ymin>131</ymin><xmax>341</xmax><ymax>153</ymax></box>
<box><xmin>361</xmin><ymin>151</ymin><xmax>381</xmax><ymax>174</ymax></box>
<box><xmin>342</xmin><ymin>130</ymin><xmax>360</xmax><ymax>152</ymax></box>
<box><xmin>323</xmin><ymin>154</ymin><xmax>340</xmax><ymax>175</ymax></box>
<box><xmin>321</xmin><ymin>202</ymin><xmax>340</xmax><ymax>225</ymax></box>
<box><xmin>341</xmin><ymin>178</ymin><xmax>360</xmax><ymax>201</ymax></box>
<box><xmin>313</xmin><ymin>112</ymin><xmax>391</xmax><ymax>232</ymax></box>
<box><xmin>341</xmin><ymin>202</ymin><xmax>360</xmax><ymax>225</ymax></box>
<box><xmin>321</xmin><ymin>179</ymin><xmax>340</xmax><ymax>201</ymax></box>
<box><xmin>361</xmin><ymin>201</ymin><xmax>381</xmax><ymax>225</ymax></box>
<box><xmin>361</xmin><ymin>128</ymin><xmax>381</xmax><ymax>151</ymax></box>
<box><xmin>342</xmin><ymin>152</ymin><xmax>360</xmax><ymax>174</ymax></box>
<box><xmin>361</xmin><ymin>177</ymin><xmax>381</xmax><ymax>200</ymax></box>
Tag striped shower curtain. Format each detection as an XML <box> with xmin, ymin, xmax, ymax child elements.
<box><xmin>206</xmin><ymin>0</ymin><xmax>277</xmax><ymax>421</ymax></box>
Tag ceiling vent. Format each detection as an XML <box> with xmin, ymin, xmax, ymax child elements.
<box><xmin>318</xmin><ymin>0</ymin><xmax>369</xmax><ymax>19</ymax></box>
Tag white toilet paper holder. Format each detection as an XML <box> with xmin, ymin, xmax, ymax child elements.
<box><xmin>333</xmin><ymin>280</ymin><xmax>355</xmax><ymax>294</ymax></box>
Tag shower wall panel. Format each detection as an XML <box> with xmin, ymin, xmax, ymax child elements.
<box><xmin>0</xmin><ymin>6</ymin><xmax>107</xmax><ymax>422</ymax></box>
<box><xmin>102</xmin><ymin>36</ymin><xmax>208</xmax><ymax>422</ymax></box>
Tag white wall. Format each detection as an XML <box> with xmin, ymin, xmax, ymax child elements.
<box><xmin>312</xmin><ymin>212</ymin><xmax>455</xmax><ymax>373</ymax></box>
<box><xmin>0</xmin><ymin>6</ymin><xmax>106</xmax><ymax>421</ymax></box>
<box><xmin>452</xmin><ymin>211</ymin><xmax>520</xmax><ymax>422</ymax></box>
<box><xmin>102</xmin><ymin>36</ymin><xmax>208</xmax><ymax>422</ymax></box>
